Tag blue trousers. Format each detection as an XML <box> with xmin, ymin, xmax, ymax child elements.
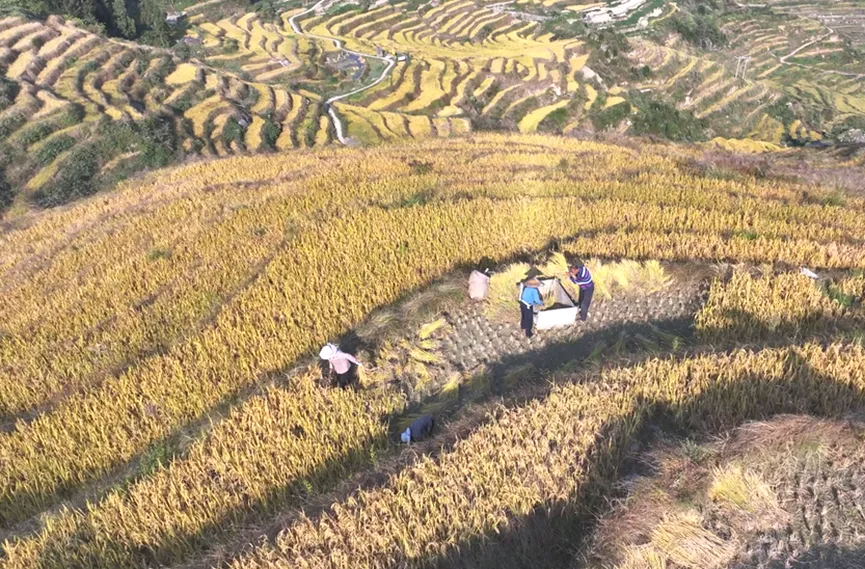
<box><xmin>520</xmin><ymin>302</ymin><xmax>535</xmax><ymax>337</ymax></box>
<box><xmin>578</xmin><ymin>285</ymin><xmax>594</xmax><ymax>321</ymax></box>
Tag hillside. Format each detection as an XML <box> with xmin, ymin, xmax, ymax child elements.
<box><xmin>1</xmin><ymin>133</ymin><xmax>865</xmax><ymax>569</ymax></box>
<box><xmin>1</xmin><ymin>0</ymin><xmax>864</xmax><ymax>214</ymax></box>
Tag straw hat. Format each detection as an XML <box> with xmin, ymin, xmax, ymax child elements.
<box><xmin>319</xmin><ymin>343</ymin><xmax>338</xmax><ymax>360</ymax></box>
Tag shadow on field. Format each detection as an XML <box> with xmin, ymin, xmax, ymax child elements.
<box><xmin>483</xmin><ymin>315</ymin><xmax>694</xmax><ymax>392</ymax></box>
<box><xmin>414</xmin><ymin>350</ymin><xmax>865</xmax><ymax>569</ymax></box>
<box><xmin>10</xmin><ymin>259</ymin><xmax>863</xmax><ymax>569</ymax></box>
<box><xmin>696</xmin><ymin>291</ymin><xmax>863</xmax><ymax>347</ymax></box>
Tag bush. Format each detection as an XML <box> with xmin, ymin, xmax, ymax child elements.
<box><xmin>33</xmin><ymin>144</ymin><xmax>100</xmax><ymax>207</ymax></box>
<box><xmin>222</xmin><ymin>117</ymin><xmax>245</xmax><ymax>147</ymax></box>
<box><xmin>590</xmin><ymin>101</ymin><xmax>632</xmax><ymax>132</ymax></box>
<box><xmin>32</xmin><ymin>115</ymin><xmax>179</xmax><ymax>208</ymax></box>
<box><xmin>765</xmin><ymin>96</ymin><xmax>795</xmax><ymax>127</ymax></box>
<box><xmin>0</xmin><ymin>77</ymin><xmax>19</xmax><ymax>112</ymax></box>
<box><xmin>261</xmin><ymin>118</ymin><xmax>280</xmax><ymax>149</ymax></box>
<box><xmin>0</xmin><ymin>112</ymin><xmax>25</xmax><ymax>141</ymax></box>
<box><xmin>0</xmin><ymin>166</ymin><xmax>12</xmax><ymax>212</ymax></box>
<box><xmin>327</xmin><ymin>2</ymin><xmax>362</xmax><ymax>16</ymax></box>
<box><xmin>632</xmin><ymin>99</ymin><xmax>707</xmax><ymax>142</ymax></box>
<box><xmin>668</xmin><ymin>13</ymin><xmax>727</xmax><ymax>49</ymax></box>
<box><xmin>538</xmin><ymin>107</ymin><xmax>570</xmax><ymax>134</ymax></box>
<box><xmin>18</xmin><ymin>122</ymin><xmax>60</xmax><ymax>147</ymax></box>
<box><xmin>35</xmin><ymin>134</ymin><xmax>76</xmax><ymax>166</ymax></box>
<box><xmin>540</xmin><ymin>15</ymin><xmax>587</xmax><ymax>40</ymax></box>
<box><xmin>224</xmin><ymin>38</ymin><xmax>239</xmax><ymax>54</ymax></box>
<box><xmin>586</xmin><ymin>30</ymin><xmax>647</xmax><ymax>84</ymax></box>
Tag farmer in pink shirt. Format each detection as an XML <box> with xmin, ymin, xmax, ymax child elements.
<box><xmin>319</xmin><ymin>343</ymin><xmax>363</xmax><ymax>388</ymax></box>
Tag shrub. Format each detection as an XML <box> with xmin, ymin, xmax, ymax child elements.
<box><xmin>260</xmin><ymin>118</ymin><xmax>280</xmax><ymax>149</ymax></box>
<box><xmin>32</xmin><ymin>115</ymin><xmax>178</xmax><ymax>208</ymax></box>
<box><xmin>17</xmin><ymin>122</ymin><xmax>60</xmax><ymax>147</ymax></box>
<box><xmin>538</xmin><ymin>107</ymin><xmax>570</xmax><ymax>134</ymax></box>
<box><xmin>33</xmin><ymin>144</ymin><xmax>100</xmax><ymax>207</ymax></box>
<box><xmin>590</xmin><ymin>101</ymin><xmax>632</xmax><ymax>132</ymax></box>
<box><xmin>669</xmin><ymin>13</ymin><xmax>727</xmax><ymax>49</ymax></box>
<box><xmin>632</xmin><ymin>98</ymin><xmax>707</xmax><ymax>142</ymax></box>
<box><xmin>137</xmin><ymin>114</ymin><xmax>178</xmax><ymax>167</ymax></box>
<box><xmin>35</xmin><ymin>134</ymin><xmax>77</xmax><ymax>166</ymax></box>
<box><xmin>0</xmin><ymin>166</ymin><xmax>12</xmax><ymax>211</ymax></box>
<box><xmin>222</xmin><ymin>117</ymin><xmax>245</xmax><ymax>146</ymax></box>
<box><xmin>0</xmin><ymin>111</ymin><xmax>25</xmax><ymax>141</ymax></box>
<box><xmin>0</xmin><ymin>77</ymin><xmax>20</xmax><ymax>112</ymax></box>
<box><xmin>540</xmin><ymin>14</ymin><xmax>587</xmax><ymax>40</ymax></box>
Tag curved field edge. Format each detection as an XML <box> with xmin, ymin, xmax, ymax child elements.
<box><xmin>225</xmin><ymin>341</ymin><xmax>865</xmax><ymax>569</ymax></box>
<box><xmin>579</xmin><ymin>413</ymin><xmax>865</xmax><ymax>569</ymax></box>
<box><xmin>4</xmin><ymin>260</ymin><xmax>863</xmax><ymax>569</ymax></box>
<box><xmin>0</xmin><ymin>134</ymin><xmax>863</xmax><ymax>534</ymax></box>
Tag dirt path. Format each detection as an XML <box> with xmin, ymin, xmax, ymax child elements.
<box><xmin>775</xmin><ymin>25</ymin><xmax>865</xmax><ymax>79</ymax></box>
<box><xmin>287</xmin><ymin>0</ymin><xmax>395</xmax><ymax>144</ymax></box>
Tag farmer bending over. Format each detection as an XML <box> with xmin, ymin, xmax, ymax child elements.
<box><xmin>319</xmin><ymin>343</ymin><xmax>362</xmax><ymax>388</ymax></box>
<box><xmin>401</xmin><ymin>415</ymin><xmax>435</xmax><ymax>443</ymax></box>
<box><xmin>519</xmin><ymin>278</ymin><xmax>543</xmax><ymax>338</ymax></box>
<box><xmin>568</xmin><ymin>264</ymin><xmax>594</xmax><ymax>321</ymax></box>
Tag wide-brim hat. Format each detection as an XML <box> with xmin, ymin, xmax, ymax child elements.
<box><xmin>319</xmin><ymin>343</ymin><xmax>337</xmax><ymax>360</ymax></box>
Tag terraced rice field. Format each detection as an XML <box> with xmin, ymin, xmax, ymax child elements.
<box><xmin>1</xmin><ymin>133</ymin><xmax>865</xmax><ymax>569</ymax></box>
<box><xmin>626</xmin><ymin>0</ymin><xmax>865</xmax><ymax>144</ymax></box>
<box><xmin>2</xmin><ymin>0</ymin><xmax>864</xmax><ymax>212</ymax></box>
<box><xmin>1</xmin><ymin>0</ymin><xmax>604</xmax><ymax>206</ymax></box>
<box><xmin>0</xmin><ymin>15</ymin><xmax>339</xmax><ymax>209</ymax></box>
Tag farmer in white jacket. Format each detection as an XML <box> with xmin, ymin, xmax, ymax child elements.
<box><xmin>319</xmin><ymin>343</ymin><xmax>362</xmax><ymax>388</ymax></box>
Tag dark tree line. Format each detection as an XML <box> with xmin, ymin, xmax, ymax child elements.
<box><xmin>1</xmin><ymin>0</ymin><xmax>177</xmax><ymax>44</ymax></box>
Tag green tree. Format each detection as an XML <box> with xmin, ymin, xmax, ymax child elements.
<box><xmin>140</xmin><ymin>17</ymin><xmax>174</xmax><ymax>47</ymax></box>
<box><xmin>112</xmin><ymin>0</ymin><xmax>137</xmax><ymax>38</ymax></box>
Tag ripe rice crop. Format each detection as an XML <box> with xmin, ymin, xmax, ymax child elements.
<box><xmin>518</xmin><ymin>100</ymin><xmax>570</xmax><ymax>133</ymax></box>
<box><xmin>697</xmin><ymin>270</ymin><xmax>865</xmax><ymax>345</ymax></box>
<box><xmin>229</xmin><ymin>341</ymin><xmax>865</xmax><ymax>569</ymax></box>
<box><xmin>1</xmin><ymin>134</ymin><xmax>863</xmax><ymax>531</ymax></box>
<box><xmin>1</xmin><ymin>371</ymin><xmax>402</xmax><ymax>569</ymax></box>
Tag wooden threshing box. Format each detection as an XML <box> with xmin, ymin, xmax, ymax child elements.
<box><xmin>519</xmin><ymin>277</ymin><xmax>579</xmax><ymax>330</ymax></box>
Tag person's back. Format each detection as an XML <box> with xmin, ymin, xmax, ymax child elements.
<box><xmin>319</xmin><ymin>343</ymin><xmax>362</xmax><ymax>388</ymax></box>
<box><xmin>568</xmin><ymin>265</ymin><xmax>594</xmax><ymax>321</ymax></box>
<box><xmin>401</xmin><ymin>415</ymin><xmax>435</xmax><ymax>443</ymax></box>
<box><xmin>520</xmin><ymin>283</ymin><xmax>542</xmax><ymax>306</ymax></box>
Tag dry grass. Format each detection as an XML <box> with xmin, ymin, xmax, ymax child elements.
<box><xmin>583</xmin><ymin>414</ymin><xmax>865</xmax><ymax>569</ymax></box>
<box><xmin>650</xmin><ymin>512</ymin><xmax>736</xmax><ymax>569</ymax></box>
<box><xmin>724</xmin><ymin>414</ymin><xmax>862</xmax><ymax>457</ymax></box>
<box><xmin>355</xmin><ymin>278</ymin><xmax>463</xmax><ymax>343</ymax></box>
<box><xmin>617</xmin><ymin>545</ymin><xmax>668</xmax><ymax>569</ymax></box>
<box><xmin>588</xmin><ymin>259</ymin><xmax>672</xmax><ymax>300</ymax></box>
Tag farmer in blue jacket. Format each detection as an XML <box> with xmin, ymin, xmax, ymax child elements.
<box><xmin>519</xmin><ymin>278</ymin><xmax>544</xmax><ymax>338</ymax></box>
<box><xmin>569</xmin><ymin>264</ymin><xmax>594</xmax><ymax>321</ymax></box>
<box><xmin>401</xmin><ymin>415</ymin><xmax>435</xmax><ymax>443</ymax></box>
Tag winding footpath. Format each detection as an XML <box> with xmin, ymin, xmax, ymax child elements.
<box><xmin>775</xmin><ymin>25</ymin><xmax>864</xmax><ymax>79</ymax></box>
<box><xmin>288</xmin><ymin>0</ymin><xmax>396</xmax><ymax>144</ymax></box>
